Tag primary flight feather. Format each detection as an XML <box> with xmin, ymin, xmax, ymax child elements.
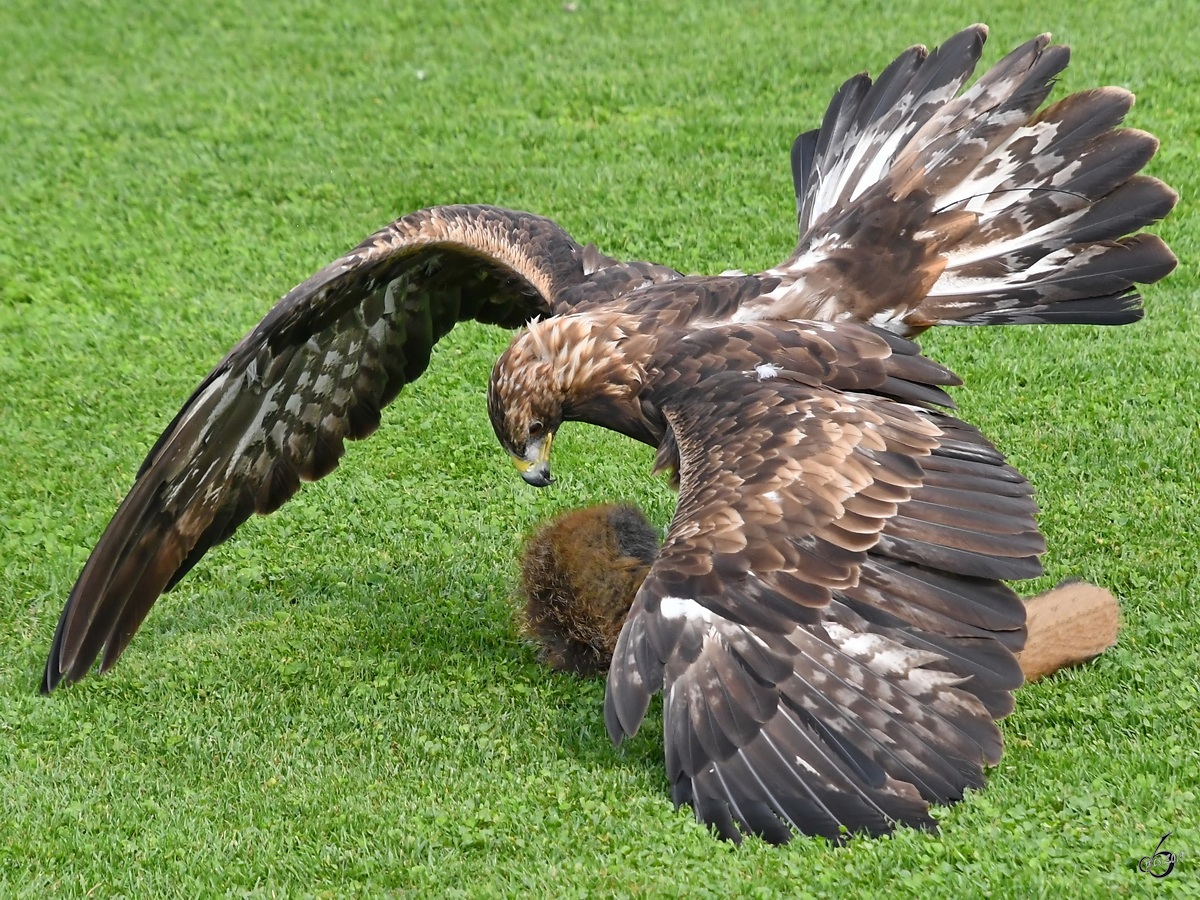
<box><xmin>43</xmin><ymin>25</ymin><xmax>1176</xmax><ymax>844</ymax></box>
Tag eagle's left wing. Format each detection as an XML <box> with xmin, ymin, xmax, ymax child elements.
<box><xmin>42</xmin><ymin>205</ymin><xmax>589</xmax><ymax>692</ymax></box>
<box><xmin>604</xmin><ymin>342</ymin><xmax>1040</xmax><ymax>843</ymax></box>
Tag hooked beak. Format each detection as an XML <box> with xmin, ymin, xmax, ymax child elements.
<box><xmin>512</xmin><ymin>432</ymin><xmax>554</xmax><ymax>487</ymax></box>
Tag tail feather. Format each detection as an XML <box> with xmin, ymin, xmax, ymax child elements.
<box><xmin>757</xmin><ymin>26</ymin><xmax>1177</xmax><ymax>333</ymax></box>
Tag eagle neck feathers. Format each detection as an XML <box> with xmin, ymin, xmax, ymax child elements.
<box><xmin>526</xmin><ymin>313</ymin><xmax>648</xmax><ymax>410</ymax></box>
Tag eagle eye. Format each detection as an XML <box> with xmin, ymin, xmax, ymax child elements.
<box><xmin>528</xmin><ymin>420</ymin><xmax>544</xmax><ymax>438</ymax></box>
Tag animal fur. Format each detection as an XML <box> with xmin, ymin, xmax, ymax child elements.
<box><xmin>517</xmin><ymin>504</ymin><xmax>658</xmax><ymax>675</ymax></box>
<box><xmin>1017</xmin><ymin>579</ymin><xmax>1121</xmax><ymax>681</ymax></box>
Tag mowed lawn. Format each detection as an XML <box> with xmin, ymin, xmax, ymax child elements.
<box><xmin>1</xmin><ymin>0</ymin><xmax>1198</xmax><ymax>896</ymax></box>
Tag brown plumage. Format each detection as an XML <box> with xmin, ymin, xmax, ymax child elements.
<box><xmin>517</xmin><ymin>504</ymin><xmax>659</xmax><ymax>675</ymax></box>
<box><xmin>515</xmin><ymin>504</ymin><xmax>1120</xmax><ymax>684</ymax></box>
<box><xmin>42</xmin><ymin>25</ymin><xmax>1174</xmax><ymax>846</ymax></box>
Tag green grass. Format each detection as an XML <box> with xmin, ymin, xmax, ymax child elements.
<box><xmin>2</xmin><ymin>0</ymin><xmax>1198</xmax><ymax>896</ymax></box>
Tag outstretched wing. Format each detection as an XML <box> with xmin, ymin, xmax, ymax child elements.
<box><xmin>747</xmin><ymin>24</ymin><xmax>1176</xmax><ymax>330</ymax></box>
<box><xmin>43</xmin><ymin>204</ymin><xmax>588</xmax><ymax>691</ymax></box>
<box><xmin>605</xmin><ymin>327</ymin><xmax>1041</xmax><ymax>843</ymax></box>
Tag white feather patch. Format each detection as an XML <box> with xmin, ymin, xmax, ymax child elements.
<box><xmin>823</xmin><ymin>621</ymin><xmax>944</xmax><ymax>677</ymax></box>
<box><xmin>659</xmin><ymin>596</ymin><xmax>715</xmax><ymax>623</ymax></box>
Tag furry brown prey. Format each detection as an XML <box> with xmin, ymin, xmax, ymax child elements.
<box><xmin>44</xmin><ymin>26</ymin><xmax>1175</xmax><ymax>843</ymax></box>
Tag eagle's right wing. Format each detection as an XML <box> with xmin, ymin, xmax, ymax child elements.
<box><xmin>605</xmin><ymin>322</ymin><xmax>1040</xmax><ymax>843</ymax></box>
<box><xmin>43</xmin><ymin>205</ymin><xmax>587</xmax><ymax>691</ymax></box>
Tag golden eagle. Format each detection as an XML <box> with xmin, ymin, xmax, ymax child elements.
<box><xmin>43</xmin><ymin>26</ymin><xmax>1176</xmax><ymax>844</ymax></box>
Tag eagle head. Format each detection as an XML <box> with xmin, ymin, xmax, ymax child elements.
<box><xmin>488</xmin><ymin>314</ymin><xmax>647</xmax><ymax>487</ymax></box>
<box><xmin>487</xmin><ymin>328</ymin><xmax>565</xmax><ymax>488</ymax></box>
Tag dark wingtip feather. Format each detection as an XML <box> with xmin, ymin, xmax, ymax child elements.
<box><xmin>791</xmin><ymin>129</ymin><xmax>819</xmax><ymax>220</ymax></box>
<box><xmin>774</xmin><ymin>24</ymin><xmax>1178</xmax><ymax>336</ymax></box>
<box><xmin>694</xmin><ymin>796</ymin><xmax>745</xmax><ymax>844</ymax></box>
<box><xmin>40</xmin><ymin>606</ymin><xmax>71</xmax><ymax>693</ymax></box>
<box><xmin>947</xmin><ymin>290</ymin><xmax>1145</xmax><ymax>327</ymax></box>
<box><xmin>908</xmin><ymin>23</ymin><xmax>988</xmax><ymax>99</ymax></box>
<box><xmin>603</xmin><ymin>686</ymin><xmax>626</xmax><ymax>746</ymax></box>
